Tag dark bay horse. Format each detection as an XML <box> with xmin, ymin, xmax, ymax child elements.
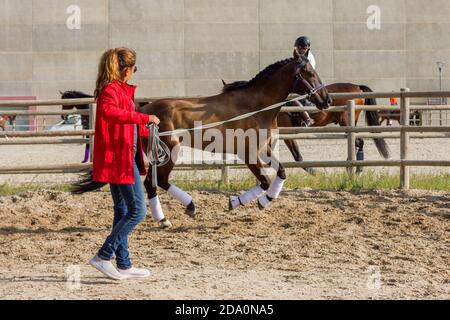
<box><xmin>277</xmin><ymin>83</ymin><xmax>391</xmax><ymax>168</ymax></box>
<box><xmin>60</xmin><ymin>90</ymin><xmax>148</xmax><ymax>163</ymax></box>
<box><xmin>60</xmin><ymin>90</ymin><xmax>96</xmax><ymax>163</ymax></box>
<box><xmin>73</xmin><ymin>53</ymin><xmax>331</xmax><ymax>226</ymax></box>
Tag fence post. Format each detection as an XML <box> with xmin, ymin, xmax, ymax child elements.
<box><xmin>347</xmin><ymin>100</ymin><xmax>356</xmax><ymax>175</ymax></box>
<box><xmin>400</xmin><ymin>88</ymin><xmax>410</xmax><ymax>189</ymax></box>
<box><xmin>89</xmin><ymin>103</ymin><xmax>96</xmax><ymax>163</ymax></box>
<box><xmin>221</xmin><ymin>153</ymin><xmax>229</xmax><ymax>184</ymax></box>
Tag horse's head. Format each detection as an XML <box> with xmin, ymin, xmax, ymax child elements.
<box><xmin>292</xmin><ymin>52</ymin><xmax>331</xmax><ymax>110</ymax></box>
<box><xmin>60</xmin><ymin>90</ymin><xmax>93</xmax><ymax>120</ymax></box>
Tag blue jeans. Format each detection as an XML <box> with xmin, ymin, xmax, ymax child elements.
<box><xmin>97</xmin><ymin>162</ymin><xmax>147</xmax><ymax>269</ymax></box>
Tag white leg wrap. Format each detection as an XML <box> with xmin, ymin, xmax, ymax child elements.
<box><xmin>229</xmin><ymin>195</ymin><xmax>241</xmax><ymax>209</ymax></box>
<box><xmin>167</xmin><ymin>184</ymin><xmax>192</xmax><ymax>206</ymax></box>
<box><xmin>257</xmin><ymin>194</ymin><xmax>271</xmax><ymax>208</ymax></box>
<box><xmin>239</xmin><ymin>185</ymin><xmax>265</xmax><ymax>206</ymax></box>
<box><xmin>149</xmin><ymin>196</ymin><xmax>164</xmax><ymax>222</ymax></box>
<box><xmin>266</xmin><ymin>176</ymin><xmax>286</xmax><ymax>199</ymax></box>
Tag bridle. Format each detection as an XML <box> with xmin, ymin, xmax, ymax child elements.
<box><xmin>293</xmin><ymin>58</ymin><xmax>326</xmax><ymax>98</ymax></box>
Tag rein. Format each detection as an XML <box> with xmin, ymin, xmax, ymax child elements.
<box><xmin>294</xmin><ymin>73</ymin><xmax>326</xmax><ymax>98</ymax></box>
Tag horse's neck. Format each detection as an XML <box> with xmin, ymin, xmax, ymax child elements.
<box><xmin>249</xmin><ymin>64</ymin><xmax>295</xmax><ymax>110</ymax></box>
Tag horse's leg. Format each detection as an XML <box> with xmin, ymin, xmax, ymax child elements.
<box><xmin>284</xmin><ymin>138</ymin><xmax>302</xmax><ymax>162</ymax></box>
<box><xmin>143</xmin><ymin>159</ymin><xmax>177</xmax><ymax>228</ymax></box>
<box><xmin>152</xmin><ymin>133</ymin><xmax>196</xmax><ymax>219</ymax></box>
<box><xmin>277</xmin><ymin>113</ymin><xmax>314</xmax><ymax>174</ymax></box>
<box><xmin>82</xmin><ymin>143</ymin><xmax>90</xmax><ymax>163</ymax></box>
<box><xmin>142</xmin><ymin>132</ymin><xmax>173</xmax><ymax>228</ymax></box>
<box><xmin>257</xmin><ymin>152</ymin><xmax>287</xmax><ymax>209</ymax></box>
<box><xmin>338</xmin><ymin>114</ymin><xmax>363</xmax><ymax>174</ymax></box>
<box><xmin>278</xmin><ymin>112</ymin><xmax>303</xmax><ymax>163</ymax></box>
<box><xmin>10</xmin><ymin>116</ymin><xmax>16</xmax><ymax>131</ymax></box>
<box><xmin>355</xmin><ymin>138</ymin><xmax>364</xmax><ymax>174</ymax></box>
<box><xmin>143</xmin><ymin>167</ymin><xmax>168</xmax><ymax>227</ymax></box>
<box><xmin>158</xmin><ymin>159</ymin><xmax>196</xmax><ymax>219</ymax></box>
<box><xmin>229</xmin><ymin>157</ymin><xmax>271</xmax><ymax>210</ymax></box>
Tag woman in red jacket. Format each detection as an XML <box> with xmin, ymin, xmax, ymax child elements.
<box><xmin>87</xmin><ymin>47</ymin><xmax>160</xmax><ymax>280</ymax></box>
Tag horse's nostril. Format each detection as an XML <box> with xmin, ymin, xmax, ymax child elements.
<box><xmin>327</xmin><ymin>98</ymin><xmax>333</xmax><ymax>105</ymax></box>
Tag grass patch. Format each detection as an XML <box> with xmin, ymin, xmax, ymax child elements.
<box><xmin>0</xmin><ymin>183</ymin><xmax>73</xmax><ymax>197</ymax></box>
<box><xmin>172</xmin><ymin>171</ymin><xmax>450</xmax><ymax>192</ymax></box>
<box><xmin>1</xmin><ymin>172</ymin><xmax>450</xmax><ymax>196</ymax></box>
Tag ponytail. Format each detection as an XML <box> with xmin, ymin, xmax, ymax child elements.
<box><xmin>94</xmin><ymin>47</ymin><xmax>136</xmax><ymax>98</ymax></box>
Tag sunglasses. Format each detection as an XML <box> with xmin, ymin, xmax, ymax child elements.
<box><xmin>132</xmin><ymin>65</ymin><xmax>137</xmax><ymax>73</ymax></box>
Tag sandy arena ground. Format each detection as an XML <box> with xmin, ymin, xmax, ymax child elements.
<box><xmin>0</xmin><ymin>188</ymin><xmax>448</xmax><ymax>300</ymax></box>
<box><xmin>0</xmin><ymin>131</ymin><xmax>449</xmax><ymax>299</ymax></box>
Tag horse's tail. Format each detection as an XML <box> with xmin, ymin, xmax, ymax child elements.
<box><xmin>360</xmin><ymin>85</ymin><xmax>391</xmax><ymax>159</ymax></box>
<box><xmin>71</xmin><ymin>171</ymin><xmax>106</xmax><ymax>194</ymax></box>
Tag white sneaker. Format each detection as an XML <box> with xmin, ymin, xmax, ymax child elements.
<box><xmin>89</xmin><ymin>255</ymin><xmax>123</xmax><ymax>280</ymax></box>
<box><xmin>118</xmin><ymin>267</ymin><xmax>151</xmax><ymax>279</ymax></box>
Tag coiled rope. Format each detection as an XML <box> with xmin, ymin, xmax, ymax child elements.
<box><xmin>146</xmin><ymin>123</ymin><xmax>171</xmax><ymax>187</ymax></box>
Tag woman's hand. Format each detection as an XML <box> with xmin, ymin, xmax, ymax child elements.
<box><xmin>148</xmin><ymin>115</ymin><xmax>160</xmax><ymax>125</ymax></box>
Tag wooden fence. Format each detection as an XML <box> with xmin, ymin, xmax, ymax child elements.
<box><xmin>1</xmin><ymin>88</ymin><xmax>450</xmax><ymax>189</ymax></box>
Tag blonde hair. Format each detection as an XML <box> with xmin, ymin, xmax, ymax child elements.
<box><xmin>94</xmin><ymin>47</ymin><xmax>136</xmax><ymax>98</ymax></box>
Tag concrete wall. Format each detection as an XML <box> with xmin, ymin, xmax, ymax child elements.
<box><xmin>1</xmin><ymin>0</ymin><xmax>450</xmax><ymax>100</ymax></box>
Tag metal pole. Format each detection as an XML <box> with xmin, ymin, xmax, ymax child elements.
<box><xmin>400</xmin><ymin>88</ymin><xmax>410</xmax><ymax>189</ymax></box>
<box><xmin>347</xmin><ymin>100</ymin><xmax>356</xmax><ymax>175</ymax></box>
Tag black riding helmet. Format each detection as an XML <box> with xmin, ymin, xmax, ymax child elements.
<box><xmin>294</xmin><ymin>36</ymin><xmax>311</xmax><ymax>48</ymax></box>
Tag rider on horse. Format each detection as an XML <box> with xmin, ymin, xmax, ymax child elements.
<box><xmin>287</xmin><ymin>36</ymin><xmax>316</xmax><ymax>127</ymax></box>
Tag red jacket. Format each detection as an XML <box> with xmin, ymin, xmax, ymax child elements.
<box><xmin>93</xmin><ymin>81</ymin><xmax>149</xmax><ymax>184</ymax></box>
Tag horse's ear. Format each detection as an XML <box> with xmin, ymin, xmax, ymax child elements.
<box><xmin>59</xmin><ymin>90</ymin><xmax>64</xmax><ymax>95</ymax></box>
<box><xmin>293</xmin><ymin>48</ymin><xmax>300</xmax><ymax>62</ymax></box>
<box><xmin>221</xmin><ymin>79</ymin><xmax>227</xmax><ymax>86</ymax></box>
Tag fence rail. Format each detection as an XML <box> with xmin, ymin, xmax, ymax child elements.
<box><xmin>1</xmin><ymin>89</ymin><xmax>450</xmax><ymax>189</ymax></box>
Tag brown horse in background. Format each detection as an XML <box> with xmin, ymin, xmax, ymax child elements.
<box><xmin>278</xmin><ymin>83</ymin><xmax>390</xmax><ymax>169</ymax></box>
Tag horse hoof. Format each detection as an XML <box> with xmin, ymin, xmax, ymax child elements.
<box><xmin>185</xmin><ymin>202</ymin><xmax>196</xmax><ymax>219</ymax></box>
<box><xmin>159</xmin><ymin>218</ymin><xmax>172</xmax><ymax>229</ymax></box>
<box><xmin>229</xmin><ymin>196</ymin><xmax>240</xmax><ymax>211</ymax></box>
<box><xmin>257</xmin><ymin>195</ymin><xmax>271</xmax><ymax>210</ymax></box>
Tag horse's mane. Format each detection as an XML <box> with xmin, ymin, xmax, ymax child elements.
<box><xmin>60</xmin><ymin>90</ymin><xmax>93</xmax><ymax>110</ymax></box>
<box><xmin>60</xmin><ymin>90</ymin><xmax>93</xmax><ymax>99</ymax></box>
<box><xmin>222</xmin><ymin>58</ymin><xmax>294</xmax><ymax>93</ymax></box>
